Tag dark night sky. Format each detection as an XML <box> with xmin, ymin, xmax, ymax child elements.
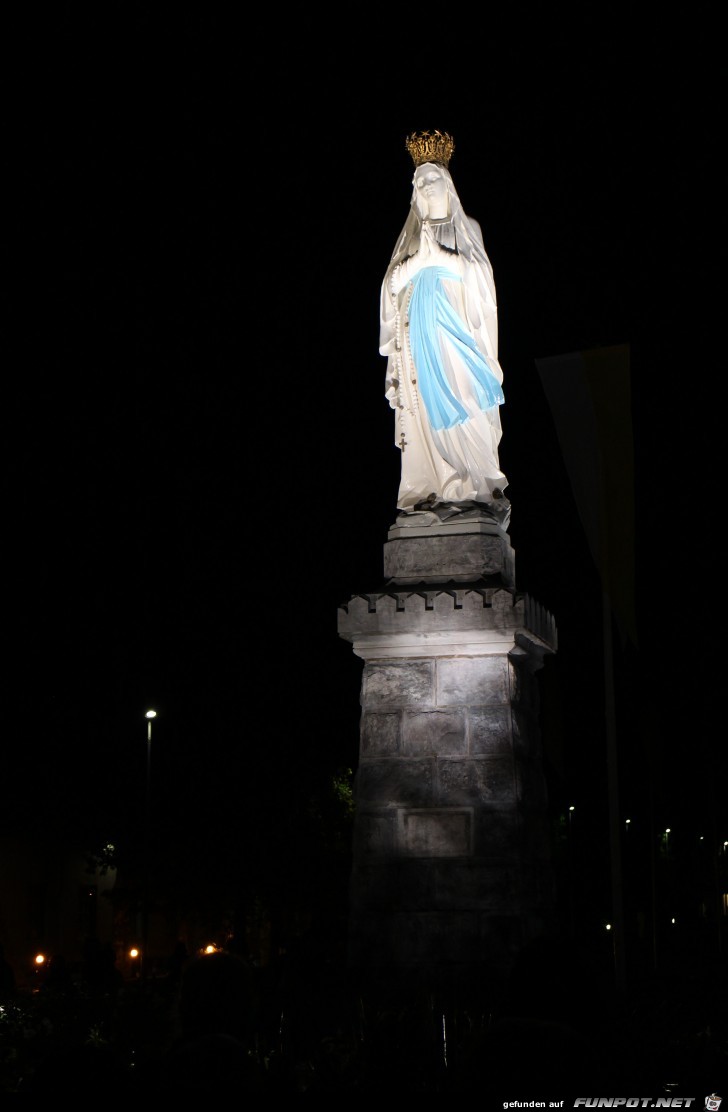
<box><xmin>4</xmin><ymin>18</ymin><xmax>723</xmax><ymax>880</ymax></box>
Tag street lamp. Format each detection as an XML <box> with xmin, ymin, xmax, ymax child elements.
<box><xmin>142</xmin><ymin>710</ymin><xmax>156</xmax><ymax>979</ymax></box>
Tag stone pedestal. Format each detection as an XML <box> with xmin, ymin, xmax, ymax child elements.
<box><xmin>338</xmin><ymin>518</ymin><xmax>557</xmax><ymax>995</ymax></box>
<box><xmin>384</xmin><ymin>519</ymin><xmax>515</xmax><ymax>588</ymax></box>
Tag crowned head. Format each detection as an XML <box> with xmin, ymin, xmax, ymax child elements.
<box><xmin>405</xmin><ymin>130</ymin><xmax>455</xmax><ymax>169</ymax></box>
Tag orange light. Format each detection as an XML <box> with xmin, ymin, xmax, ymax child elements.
<box><xmin>129</xmin><ymin>948</ymin><xmax>140</xmax><ymax>959</ymax></box>
<box><xmin>34</xmin><ymin>953</ymin><xmax>46</xmax><ymax>966</ymax></box>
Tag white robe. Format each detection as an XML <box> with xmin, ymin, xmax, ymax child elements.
<box><xmin>380</xmin><ymin>220</ymin><xmax>507</xmax><ymax>513</ymax></box>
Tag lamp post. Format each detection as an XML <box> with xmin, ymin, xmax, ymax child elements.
<box><xmin>142</xmin><ymin>710</ymin><xmax>156</xmax><ymax>980</ymax></box>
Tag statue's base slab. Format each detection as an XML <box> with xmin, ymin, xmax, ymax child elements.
<box><xmin>384</xmin><ymin>521</ymin><xmax>515</xmax><ymax>588</ymax></box>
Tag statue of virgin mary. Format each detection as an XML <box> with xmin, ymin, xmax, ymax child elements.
<box><xmin>380</xmin><ymin>132</ymin><xmax>510</xmax><ymax>527</ymax></box>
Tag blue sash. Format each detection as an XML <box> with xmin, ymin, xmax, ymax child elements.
<box><xmin>408</xmin><ymin>266</ymin><xmax>504</xmax><ymax>431</ymax></box>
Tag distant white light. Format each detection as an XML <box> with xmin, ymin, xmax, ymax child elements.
<box><xmin>145</xmin><ymin>710</ymin><xmax>157</xmax><ymax>720</ymax></box>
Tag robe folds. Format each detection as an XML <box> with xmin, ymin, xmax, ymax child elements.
<box><xmin>380</xmin><ymin>217</ymin><xmax>507</xmax><ymax>512</ymax></box>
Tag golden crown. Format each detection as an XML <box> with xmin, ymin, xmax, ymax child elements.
<box><xmin>405</xmin><ymin>130</ymin><xmax>455</xmax><ymax>168</ymax></box>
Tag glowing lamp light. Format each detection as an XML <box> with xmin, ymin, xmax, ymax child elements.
<box><xmin>203</xmin><ymin>945</ymin><xmax>216</xmax><ymax>955</ymax></box>
<box><xmin>605</xmin><ymin>923</ymin><xmax>612</xmax><ymax>931</ymax></box>
<box><xmin>145</xmin><ymin>710</ymin><xmax>157</xmax><ymax>720</ymax></box>
<box><xmin>34</xmin><ymin>953</ymin><xmax>46</xmax><ymax>966</ymax></box>
<box><xmin>129</xmin><ymin>948</ymin><xmax>140</xmax><ymax>959</ymax></box>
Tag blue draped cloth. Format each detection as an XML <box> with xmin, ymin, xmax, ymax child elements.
<box><xmin>407</xmin><ymin>266</ymin><xmax>504</xmax><ymax>431</ymax></box>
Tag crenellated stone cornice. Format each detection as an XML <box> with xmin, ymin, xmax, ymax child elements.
<box><xmin>338</xmin><ymin>587</ymin><xmax>557</xmax><ymax>660</ymax></box>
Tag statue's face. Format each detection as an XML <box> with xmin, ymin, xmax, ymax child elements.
<box><xmin>414</xmin><ymin>165</ymin><xmax>449</xmax><ymax>218</ymax></box>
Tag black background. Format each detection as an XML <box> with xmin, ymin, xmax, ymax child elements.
<box><xmin>4</xmin><ymin>16</ymin><xmax>723</xmax><ymax>924</ymax></box>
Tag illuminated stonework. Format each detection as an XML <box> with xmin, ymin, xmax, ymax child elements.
<box><xmin>339</xmin><ymin>570</ymin><xmax>557</xmax><ymax>991</ymax></box>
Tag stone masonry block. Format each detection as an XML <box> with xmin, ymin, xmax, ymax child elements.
<box><xmin>349</xmin><ymin>861</ymin><xmax>436</xmax><ymax>911</ymax></box>
<box><xmin>434</xmin><ymin>862</ymin><xmax>516</xmax><ymax>911</ymax></box>
<box><xmin>397</xmin><ymin>808</ymin><xmax>473</xmax><ymax>857</ymax></box>
<box><xmin>360</xmin><ymin>712</ymin><xmax>401</xmax><ymax>756</ymax></box>
<box><xmin>356</xmin><ymin>758</ymin><xmax>434</xmax><ymax>808</ymax></box>
<box><xmin>383</xmin><ymin>532</ymin><xmax>507</xmax><ymax>580</ymax></box>
<box><xmin>469</xmin><ymin>707</ymin><xmax>513</xmax><ymax>755</ymax></box>
<box><xmin>437</xmin><ymin>757</ymin><xmax>517</xmax><ymax>806</ymax></box>
<box><xmin>363</xmin><ymin>660</ymin><xmax>434</xmax><ymax>707</ymax></box>
<box><xmin>352</xmin><ymin>812</ymin><xmax>396</xmax><ymax>857</ymax></box>
<box><xmin>402</xmin><ymin>710</ymin><xmax>467</xmax><ymax>755</ymax></box>
<box><xmin>437</xmin><ymin>656</ymin><xmax>509</xmax><ymax>706</ymax></box>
